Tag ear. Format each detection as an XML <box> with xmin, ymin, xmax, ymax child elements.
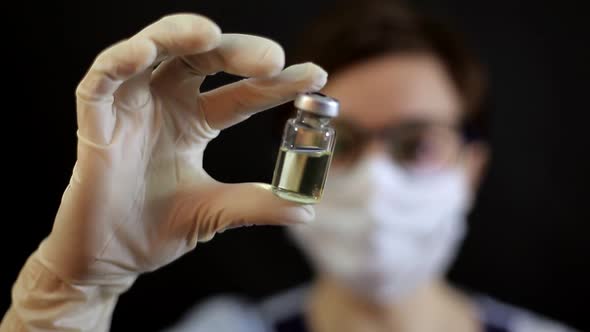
<box><xmin>462</xmin><ymin>141</ymin><xmax>490</xmax><ymax>191</ymax></box>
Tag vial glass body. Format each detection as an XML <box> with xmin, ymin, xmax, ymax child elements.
<box><xmin>272</xmin><ymin>110</ymin><xmax>336</xmax><ymax>204</ymax></box>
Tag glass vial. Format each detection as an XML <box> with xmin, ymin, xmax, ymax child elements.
<box><xmin>272</xmin><ymin>92</ymin><xmax>339</xmax><ymax>204</ymax></box>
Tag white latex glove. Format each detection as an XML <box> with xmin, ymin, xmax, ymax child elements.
<box><xmin>1</xmin><ymin>13</ymin><xmax>325</xmax><ymax>331</ymax></box>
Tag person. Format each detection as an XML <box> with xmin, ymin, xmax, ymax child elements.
<box><xmin>0</xmin><ymin>11</ymin><xmax>327</xmax><ymax>332</ymax></box>
<box><xmin>160</xmin><ymin>1</ymin><xmax>580</xmax><ymax>332</ymax></box>
<box><xmin>0</xmin><ymin>2</ymin><xmax>578</xmax><ymax>332</ymax></box>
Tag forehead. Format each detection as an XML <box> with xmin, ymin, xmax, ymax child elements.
<box><xmin>323</xmin><ymin>53</ymin><xmax>462</xmax><ymax>129</ymax></box>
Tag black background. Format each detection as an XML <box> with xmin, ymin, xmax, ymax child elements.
<box><xmin>2</xmin><ymin>0</ymin><xmax>588</xmax><ymax>331</ymax></box>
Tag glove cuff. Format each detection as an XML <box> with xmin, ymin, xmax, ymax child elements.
<box><xmin>4</xmin><ymin>249</ymin><xmax>135</xmax><ymax>331</ymax></box>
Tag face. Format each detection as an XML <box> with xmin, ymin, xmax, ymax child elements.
<box><xmin>288</xmin><ymin>53</ymin><xmax>489</xmax><ymax>302</ymax></box>
<box><xmin>323</xmin><ymin>53</ymin><xmax>487</xmax><ymax>188</ymax></box>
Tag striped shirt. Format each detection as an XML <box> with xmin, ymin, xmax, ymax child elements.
<box><xmin>163</xmin><ymin>284</ymin><xmax>579</xmax><ymax>332</ymax></box>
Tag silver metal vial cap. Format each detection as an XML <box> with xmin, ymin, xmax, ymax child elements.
<box><xmin>294</xmin><ymin>92</ymin><xmax>340</xmax><ymax>117</ymax></box>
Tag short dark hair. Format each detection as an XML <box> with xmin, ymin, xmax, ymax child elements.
<box><xmin>282</xmin><ymin>0</ymin><xmax>488</xmax><ymax>139</ymax></box>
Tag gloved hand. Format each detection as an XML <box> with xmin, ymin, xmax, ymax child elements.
<box><xmin>1</xmin><ymin>13</ymin><xmax>325</xmax><ymax>331</ymax></box>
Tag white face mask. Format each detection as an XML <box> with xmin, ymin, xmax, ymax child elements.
<box><xmin>288</xmin><ymin>154</ymin><xmax>472</xmax><ymax>304</ymax></box>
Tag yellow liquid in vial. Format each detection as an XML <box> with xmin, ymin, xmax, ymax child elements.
<box><xmin>272</xmin><ymin>147</ymin><xmax>332</xmax><ymax>204</ymax></box>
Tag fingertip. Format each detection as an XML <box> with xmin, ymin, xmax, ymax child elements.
<box><xmin>290</xmin><ymin>204</ymin><xmax>316</xmax><ymax>224</ymax></box>
<box><xmin>255</xmin><ymin>40</ymin><xmax>285</xmax><ymax>78</ymax></box>
<box><xmin>272</xmin><ymin>44</ymin><xmax>287</xmax><ymax>75</ymax></box>
<box><xmin>146</xmin><ymin>13</ymin><xmax>223</xmax><ymax>55</ymax></box>
<box><xmin>191</xmin><ymin>14</ymin><xmax>223</xmax><ymax>52</ymax></box>
<box><xmin>247</xmin><ymin>183</ymin><xmax>316</xmax><ymax>225</ymax></box>
<box><xmin>303</xmin><ymin>62</ymin><xmax>328</xmax><ymax>91</ymax></box>
<box><xmin>220</xmin><ymin>34</ymin><xmax>285</xmax><ymax>78</ymax></box>
<box><xmin>267</xmin><ymin>204</ymin><xmax>316</xmax><ymax>226</ymax></box>
<box><xmin>174</xmin><ymin>13</ymin><xmax>223</xmax><ymax>52</ymax></box>
<box><xmin>267</xmin><ymin>192</ymin><xmax>316</xmax><ymax>225</ymax></box>
<box><xmin>305</xmin><ymin>62</ymin><xmax>328</xmax><ymax>78</ymax></box>
<box><xmin>275</xmin><ymin>62</ymin><xmax>328</xmax><ymax>91</ymax></box>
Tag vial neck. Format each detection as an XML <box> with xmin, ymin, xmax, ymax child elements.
<box><xmin>297</xmin><ymin>110</ymin><xmax>330</xmax><ymax>128</ymax></box>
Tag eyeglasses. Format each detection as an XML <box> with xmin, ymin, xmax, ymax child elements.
<box><xmin>333</xmin><ymin>119</ymin><xmax>464</xmax><ymax>170</ymax></box>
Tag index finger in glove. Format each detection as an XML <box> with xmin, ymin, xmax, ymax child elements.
<box><xmin>150</xmin><ymin>33</ymin><xmax>286</xmax><ymax>96</ymax></box>
<box><xmin>75</xmin><ymin>14</ymin><xmax>222</xmax><ymax>144</ymax></box>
